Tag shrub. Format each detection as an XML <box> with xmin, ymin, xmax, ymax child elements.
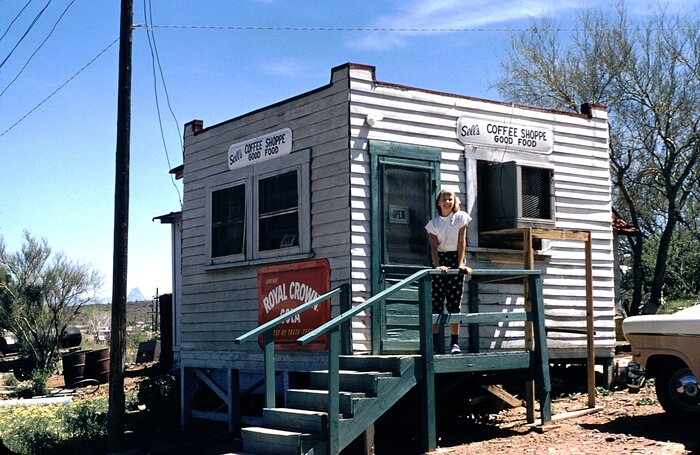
<box><xmin>60</xmin><ymin>398</ymin><xmax>108</xmax><ymax>440</ymax></box>
<box><xmin>137</xmin><ymin>373</ymin><xmax>179</xmax><ymax>420</ymax></box>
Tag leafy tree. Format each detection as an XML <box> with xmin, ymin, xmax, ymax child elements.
<box><xmin>495</xmin><ymin>3</ymin><xmax>700</xmax><ymax>314</ymax></box>
<box><xmin>0</xmin><ymin>232</ymin><xmax>103</xmax><ymax>378</ymax></box>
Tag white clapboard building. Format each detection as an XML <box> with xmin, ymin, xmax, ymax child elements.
<box><xmin>158</xmin><ymin>63</ymin><xmax>614</xmax><ymax>434</ymax></box>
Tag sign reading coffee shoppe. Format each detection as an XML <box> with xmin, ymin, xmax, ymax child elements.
<box><xmin>456</xmin><ymin>116</ymin><xmax>553</xmax><ymax>154</ymax></box>
<box><xmin>228</xmin><ymin>127</ymin><xmax>293</xmax><ymax>170</ymax></box>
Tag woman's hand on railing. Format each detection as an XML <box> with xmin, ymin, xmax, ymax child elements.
<box><xmin>458</xmin><ymin>265</ymin><xmax>473</xmax><ymax>276</ymax></box>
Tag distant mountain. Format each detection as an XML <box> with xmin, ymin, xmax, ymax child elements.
<box><xmin>128</xmin><ymin>287</ymin><xmax>146</xmax><ymax>302</ymax></box>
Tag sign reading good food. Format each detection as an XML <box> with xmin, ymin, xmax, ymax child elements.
<box><xmin>228</xmin><ymin>127</ymin><xmax>293</xmax><ymax>170</ymax></box>
<box><xmin>257</xmin><ymin>259</ymin><xmax>330</xmax><ymax>350</ymax></box>
<box><xmin>456</xmin><ymin>116</ymin><xmax>553</xmax><ymax>154</ymax></box>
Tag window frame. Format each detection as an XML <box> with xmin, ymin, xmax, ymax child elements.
<box><xmin>205</xmin><ymin>148</ymin><xmax>311</xmax><ymax>267</ymax></box>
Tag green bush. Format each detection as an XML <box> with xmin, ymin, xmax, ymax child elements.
<box><xmin>60</xmin><ymin>398</ymin><xmax>108</xmax><ymax>440</ymax></box>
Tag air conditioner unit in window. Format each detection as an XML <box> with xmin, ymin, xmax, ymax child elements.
<box><xmin>478</xmin><ymin>161</ymin><xmax>555</xmax><ymax>232</ymax></box>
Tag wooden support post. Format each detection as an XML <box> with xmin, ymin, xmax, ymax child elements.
<box><xmin>418</xmin><ymin>275</ymin><xmax>436</xmax><ymax>452</ymax></box>
<box><xmin>523</xmin><ymin>228</ymin><xmax>536</xmax><ymax>423</ymax></box>
<box><xmin>363</xmin><ymin>423</ymin><xmax>376</xmax><ymax>455</ymax></box>
<box><xmin>180</xmin><ymin>366</ymin><xmax>190</xmax><ymax>430</ymax></box>
<box><xmin>585</xmin><ymin>233</ymin><xmax>596</xmax><ymax>408</ymax></box>
<box><xmin>228</xmin><ymin>368</ymin><xmax>241</xmax><ymax>436</ymax></box>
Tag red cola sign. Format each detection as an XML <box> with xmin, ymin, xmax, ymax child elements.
<box><xmin>258</xmin><ymin>259</ymin><xmax>330</xmax><ymax>350</ymax></box>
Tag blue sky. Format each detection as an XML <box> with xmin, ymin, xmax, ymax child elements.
<box><xmin>0</xmin><ymin>0</ymin><xmax>694</xmax><ymax>300</ymax></box>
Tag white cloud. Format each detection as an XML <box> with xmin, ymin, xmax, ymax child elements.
<box><xmin>349</xmin><ymin>0</ymin><xmax>699</xmax><ymax>51</ymax></box>
<box><xmin>258</xmin><ymin>58</ymin><xmax>307</xmax><ymax>78</ymax></box>
<box><xmin>349</xmin><ymin>0</ymin><xmax>583</xmax><ymax>51</ymax></box>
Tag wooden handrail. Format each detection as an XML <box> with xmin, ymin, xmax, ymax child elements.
<box><xmin>235</xmin><ymin>268</ymin><xmax>549</xmax><ymax>454</ymax></box>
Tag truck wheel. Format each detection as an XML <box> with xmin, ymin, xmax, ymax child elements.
<box><xmin>656</xmin><ymin>364</ymin><xmax>700</xmax><ymax>417</ymax></box>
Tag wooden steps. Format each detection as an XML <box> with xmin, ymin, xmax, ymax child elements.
<box><xmin>241</xmin><ymin>355</ymin><xmax>418</xmax><ymax>454</ymax></box>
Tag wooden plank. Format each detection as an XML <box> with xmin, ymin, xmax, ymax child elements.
<box><xmin>523</xmin><ymin>228</ymin><xmax>536</xmax><ymax>424</ymax></box>
<box><xmin>482</xmin><ymin>385</ymin><xmax>524</xmax><ymax>408</ymax></box>
<box><xmin>433</xmin><ymin>351</ymin><xmax>531</xmax><ymax>374</ymax></box>
<box><xmin>585</xmin><ymin>233</ymin><xmax>596</xmax><ymax>408</ymax></box>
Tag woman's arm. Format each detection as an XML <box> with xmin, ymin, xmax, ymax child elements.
<box><xmin>457</xmin><ymin>225</ymin><xmax>472</xmax><ymax>275</ymax></box>
<box><xmin>428</xmin><ymin>233</ymin><xmax>447</xmax><ymax>270</ymax></box>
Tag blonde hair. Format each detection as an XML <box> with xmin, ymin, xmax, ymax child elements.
<box><xmin>435</xmin><ymin>189</ymin><xmax>461</xmax><ymax>213</ymax></box>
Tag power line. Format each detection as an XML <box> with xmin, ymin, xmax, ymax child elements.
<box><xmin>143</xmin><ymin>0</ymin><xmax>182</xmax><ymax>207</ymax></box>
<box><xmin>0</xmin><ymin>37</ymin><xmax>119</xmax><ymax>138</ymax></box>
<box><xmin>0</xmin><ymin>0</ymin><xmax>33</xmax><ymax>43</ymax></box>
<box><xmin>133</xmin><ymin>23</ymin><xmax>700</xmax><ymax>33</ymax></box>
<box><xmin>133</xmin><ymin>24</ymin><xmax>559</xmax><ymax>32</ymax></box>
<box><xmin>0</xmin><ymin>0</ymin><xmax>76</xmax><ymax>99</ymax></box>
<box><xmin>0</xmin><ymin>0</ymin><xmax>53</xmax><ymax>71</ymax></box>
<box><xmin>133</xmin><ymin>23</ymin><xmax>699</xmax><ymax>33</ymax></box>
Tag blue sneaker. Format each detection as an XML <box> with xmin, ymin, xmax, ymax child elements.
<box><xmin>450</xmin><ymin>344</ymin><xmax>461</xmax><ymax>355</ymax></box>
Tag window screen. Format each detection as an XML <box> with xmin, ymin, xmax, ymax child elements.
<box><xmin>521</xmin><ymin>167</ymin><xmax>551</xmax><ymax>219</ymax></box>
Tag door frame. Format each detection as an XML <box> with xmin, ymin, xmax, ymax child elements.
<box><xmin>369</xmin><ymin>140</ymin><xmax>441</xmax><ymax>354</ymax></box>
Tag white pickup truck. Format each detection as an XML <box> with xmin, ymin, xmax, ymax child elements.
<box><xmin>622</xmin><ymin>304</ymin><xmax>700</xmax><ymax>417</ymax></box>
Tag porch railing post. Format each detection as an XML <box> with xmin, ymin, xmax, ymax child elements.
<box><xmin>529</xmin><ymin>274</ymin><xmax>552</xmax><ymax>423</ymax></box>
<box><xmin>418</xmin><ymin>273</ymin><xmax>436</xmax><ymax>452</ymax></box>
<box><xmin>263</xmin><ymin>330</ymin><xmax>275</xmax><ymax>408</ymax></box>
<box><xmin>468</xmin><ymin>278</ymin><xmax>480</xmax><ymax>353</ymax></box>
<box><xmin>327</xmin><ymin>327</ymin><xmax>340</xmax><ymax>454</ymax></box>
<box><xmin>339</xmin><ymin>283</ymin><xmax>352</xmax><ymax>356</ymax></box>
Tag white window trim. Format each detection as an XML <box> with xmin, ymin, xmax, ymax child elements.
<box><xmin>204</xmin><ymin>148</ymin><xmax>311</xmax><ymax>267</ymax></box>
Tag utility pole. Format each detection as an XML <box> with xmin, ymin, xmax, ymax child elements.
<box><xmin>108</xmin><ymin>0</ymin><xmax>133</xmax><ymax>451</ymax></box>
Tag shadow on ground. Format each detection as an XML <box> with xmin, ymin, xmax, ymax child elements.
<box><xmin>581</xmin><ymin>412</ymin><xmax>700</xmax><ymax>453</ymax></box>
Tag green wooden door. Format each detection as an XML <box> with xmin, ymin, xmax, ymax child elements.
<box><xmin>369</xmin><ymin>141</ymin><xmax>440</xmax><ymax>354</ymax></box>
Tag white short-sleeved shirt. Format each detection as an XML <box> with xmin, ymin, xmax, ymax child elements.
<box><xmin>424</xmin><ymin>211</ymin><xmax>471</xmax><ymax>252</ymax></box>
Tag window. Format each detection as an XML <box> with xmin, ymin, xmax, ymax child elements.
<box><xmin>207</xmin><ymin>148</ymin><xmax>311</xmax><ymax>265</ymax></box>
<box><xmin>211</xmin><ymin>185</ymin><xmax>245</xmax><ymax>257</ymax></box>
<box><xmin>258</xmin><ymin>171</ymin><xmax>299</xmax><ymax>251</ymax></box>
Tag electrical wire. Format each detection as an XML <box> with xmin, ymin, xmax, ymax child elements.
<box><xmin>0</xmin><ymin>0</ymin><xmax>33</xmax><ymax>43</ymax></box>
<box><xmin>143</xmin><ymin>0</ymin><xmax>183</xmax><ymax>207</ymax></box>
<box><xmin>0</xmin><ymin>0</ymin><xmax>53</xmax><ymax>71</ymax></box>
<box><xmin>0</xmin><ymin>37</ymin><xmax>119</xmax><ymax>138</ymax></box>
<box><xmin>133</xmin><ymin>24</ymin><xmax>571</xmax><ymax>32</ymax></box>
<box><xmin>133</xmin><ymin>24</ymin><xmax>699</xmax><ymax>33</ymax></box>
<box><xmin>0</xmin><ymin>0</ymin><xmax>76</xmax><ymax>99</ymax></box>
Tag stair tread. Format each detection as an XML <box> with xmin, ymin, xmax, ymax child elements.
<box><xmin>242</xmin><ymin>426</ymin><xmax>312</xmax><ymax>437</ymax></box>
<box><xmin>311</xmin><ymin>369</ymin><xmax>393</xmax><ymax>376</ymax></box>
<box><xmin>288</xmin><ymin>388</ymin><xmax>365</xmax><ymax>397</ymax></box>
<box><xmin>264</xmin><ymin>407</ymin><xmax>327</xmax><ymax>416</ymax></box>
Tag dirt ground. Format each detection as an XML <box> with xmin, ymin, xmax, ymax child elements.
<box><xmin>437</xmin><ymin>384</ymin><xmax>698</xmax><ymax>455</ymax></box>
<box><xmin>46</xmin><ymin>358</ymin><xmax>699</xmax><ymax>454</ymax></box>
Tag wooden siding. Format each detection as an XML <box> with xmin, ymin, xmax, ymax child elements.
<box><xmin>347</xmin><ymin>65</ymin><xmax>614</xmax><ymax>359</ymax></box>
<box><xmin>178</xmin><ymin>63</ymin><xmax>616</xmax><ymax>372</ymax></box>
<box><xmin>178</xmin><ymin>66</ymin><xmax>352</xmax><ymax>371</ymax></box>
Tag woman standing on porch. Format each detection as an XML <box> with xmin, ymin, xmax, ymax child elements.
<box><xmin>425</xmin><ymin>189</ymin><xmax>472</xmax><ymax>354</ymax></box>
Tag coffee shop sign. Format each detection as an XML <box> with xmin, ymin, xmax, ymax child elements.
<box><xmin>456</xmin><ymin>116</ymin><xmax>552</xmax><ymax>154</ymax></box>
<box><xmin>228</xmin><ymin>128</ymin><xmax>293</xmax><ymax>170</ymax></box>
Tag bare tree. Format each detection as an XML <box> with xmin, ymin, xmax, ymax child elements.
<box><xmin>0</xmin><ymin>232</ymin><xmax>103</xmax><ymax>377</ymax></box>
<box><xmin>495</xmin><ymin>3</ymin><xmax>700</xmax><ymax>314</ymax></box>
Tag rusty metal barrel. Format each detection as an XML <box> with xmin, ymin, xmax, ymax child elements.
<box><xmin>61</xmin><ymin>350</ymin><xmax>86</xmax><ymax>387</ymax></box>
<box><xmin>84</xmin><ymin>348</ymin><xmax>110</xmax><ymax>384</ymax></box>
